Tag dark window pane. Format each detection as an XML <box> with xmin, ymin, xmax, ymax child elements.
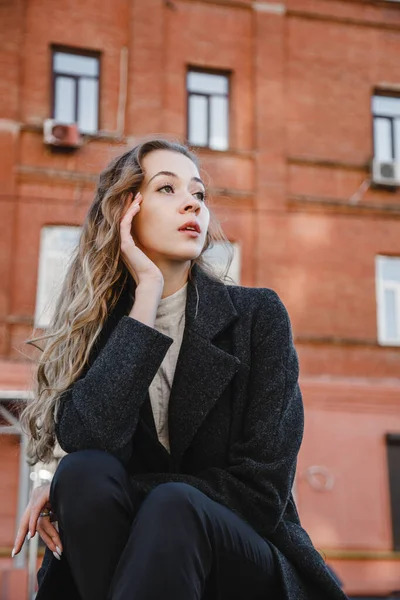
<box><xmin>386</xmin><ymin>435</ymin><xmax>400</xmax><ymax>551</ymax></box>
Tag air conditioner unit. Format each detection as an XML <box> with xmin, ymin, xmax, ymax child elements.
<box><xmin>372</xmin><ymin>160</ymin><xmax>400</xmax><ymax>187</ymax></box>
<box><xmin>43</xmin><ymin>119</ymin><xmax>81</xmax><ymax>149</ymax></box>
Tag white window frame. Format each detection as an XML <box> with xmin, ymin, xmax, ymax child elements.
<box><xmin>52</xmin><ymin>47</ymin><xmax>100</xmax><ymax>134</ymax></box>
<box><xmin>372</xmin><ymin>94</ymin><xmax>400</xmax><ymax>162</ymax></box>
<box><xmin>187</xmin><ymin>69</ymin><xmax>230</xmax><ymax>151</ymax></box>
<box><xmin>376</xmin><ymin>255</ymin><xmax>400</xmax><ymax>346</ymax></box>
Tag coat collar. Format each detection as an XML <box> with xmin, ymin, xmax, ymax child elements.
<box><xmin>185</xmin><ymin>263</ymin><xmax>239</xmax><ymax>340</ymax></box>
<box><xmin>168</xmin><ymin>264</ymin><xmax>241</xmax><ymax>461</ymax></box>
<box><xmin>111</xmin><ymin>263</ymin><xmax>238</xmax><ymax>339</ymax></box>
<box><xmin>136</xmin><ymin>264</ymin><xmax>241</xmax><ymax>464</ymax></box>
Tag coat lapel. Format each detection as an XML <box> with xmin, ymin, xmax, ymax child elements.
<box><xmin>99</xmin><ymin>266</ymin><xmax>242</xmax><ymax>463</ymax></box>
<box><xmin>168</xmin><ymin>265</ymin><xmax>241</xmax><ymax>462</ymax></box>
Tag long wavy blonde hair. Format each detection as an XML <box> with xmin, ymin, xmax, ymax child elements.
<box><xmin>22</xmin><ymin>138</ymin><xmax>232</xmax><ymax>465</ymax></box>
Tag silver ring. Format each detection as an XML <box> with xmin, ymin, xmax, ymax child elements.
<box><xmin>39</xmin><ymin>510</ymin><xmax>52</xmax><ymax>518</ymax></box>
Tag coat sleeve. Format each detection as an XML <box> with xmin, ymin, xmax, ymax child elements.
<box><xmin>136</xmin><ymin>290</ymin><xmax>303</xmax><ymax>537</ymax></box>
<box><xmin>55</xmin><ymin>316</ymin><xmax>173</xmax><ymax>461</ymax></box>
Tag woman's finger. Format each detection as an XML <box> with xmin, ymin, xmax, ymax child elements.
<box><xmin>21</xmin><ymin>486</ymin><xmax>52</xmax><ymax>545</ymax></box>
<box><xmin>120</xmin><ymin>199</ymin><xmax>141</xmax><ymax>244</ymax></box>
<box><xmin>28</xmin><ymin>488</ymin><xmax>52</xmax><ymax>540</ymax></box>
<box><xmin>121</xmin><ymin>193</ymin><xmax>142</xmax><ymax>223</ymax></box>
<box><xmin>12</xmin><ymin>503</ymin><xmax>31</xmax><ymax>556</ymax></box>
<box><xmin>36</xmin><ymin>525</ymin><xmax>62</xmax><ymax>560</ymax></box>
<box><xmin>121</xmin><ymin>192</ymin><xmax>142</xmax><ymax>220</ymax></box>
<box><xmin>122</xmin><ymin>192</ymin><xmax>142</xmax><ymax>217</ymax></box>
<box><xmin>28</xmin><ymin>501</ymin><xmax>51</xmax><ymax>540</ymax></box>
<box><xmin>12</xmin><ymin>484</ymin><xmax>53</xmax><ymax>557</ymax></box>
<box><xmin>37</xmin><ymin>518</ymin><xmax>63</xmax><ymax>556</ymax></box>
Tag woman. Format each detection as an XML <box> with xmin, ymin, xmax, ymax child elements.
<box><xmin>13</xmin><ymin>139</ymin><xmax>348</xmax><ymax>600</ymax></box>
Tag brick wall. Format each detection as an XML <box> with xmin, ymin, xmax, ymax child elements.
<box><xmin>1</xmin><ymin>0</ymin><xmax>400</xmax><ymax>595</ymax></box>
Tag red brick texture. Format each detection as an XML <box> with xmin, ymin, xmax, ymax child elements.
<box><xmin>1</xmin><ymin>0</ymin><xmax>400</xmax><ymax>595</ymax></box>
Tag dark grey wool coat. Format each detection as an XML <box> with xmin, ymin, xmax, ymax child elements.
<box><xmin>36</xmin><ymin>265</ymin><xmax>348</xmax><ymax>600</ymax></box>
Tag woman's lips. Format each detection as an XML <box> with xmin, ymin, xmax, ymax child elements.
<box><xmin>179</xmin><ymin>229</ymin><xmax>200</xmax><ymax>238</ymax></box>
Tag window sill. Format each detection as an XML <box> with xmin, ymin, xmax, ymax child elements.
<box><xmin>377</xmin><ymin>340</ymin><xmax>400</xmax><ymax>347</ymax></box>
<box><xmin>287</xmin><ymin>155</ymin><xmax>370</xmax><ymax>172</ymax></box>
<box><xmin>81</xmin><ymin>130</ymin><xmax>126</xmax><ymax>143</ymax></box>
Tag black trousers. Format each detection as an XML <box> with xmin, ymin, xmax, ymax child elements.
<box><xmin>50</xmin><ymin>450</ymin><xmax>282</xmax><ymax>600</ymax></box>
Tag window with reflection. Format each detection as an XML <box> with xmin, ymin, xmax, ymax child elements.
<box><xmin>203</xmin><ymin>241</ymin><xmax>241</xmax><ymax>284</ymax></box>
<box><xmin>35</xmin><ymin>226</ymin><xmax>82</xmax><ymax>329</ymax></box>
<box><xmin>187</xmin><ymin>69</ymin><xmax>230</xmax><ymax>151</ymax></box>
<box><xmin>372</xmin><ymin>94</ymin><xmax>400</xmax><ymax>162</ymax></box>
<box><xmin>52</xmin><ymin>47</ymin><xmax>100</xmax><ymax>134</ymax></box>
<box><xmin>376</xmin><ymin>255</ymin><xmax>400</xmax><ymax>346</ymax></box>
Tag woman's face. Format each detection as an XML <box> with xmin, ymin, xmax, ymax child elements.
<box><xmin>131</xmin><ymin>149</ymin><xmax>210</xmax><ymax>265</ymax></box>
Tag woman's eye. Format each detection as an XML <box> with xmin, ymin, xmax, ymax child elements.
<box><xmin>194</xmin><ymin>191</ymin><xmax>206</xmax><ymax>202</ymax></box>
<box><xmin>159</xmin><ymin>184</ymin><xmax>174</xmax><ymax>194</ymax></box>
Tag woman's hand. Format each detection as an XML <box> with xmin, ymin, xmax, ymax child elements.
<box><xmin>12</xmin><ymin>484</ymin><xmax>63</xmax><ymax>560</ymax></box>
<box><xmin>120</xmin><ymin>192</ymin><xmax>164</xmax><ymax>289</ymax></box>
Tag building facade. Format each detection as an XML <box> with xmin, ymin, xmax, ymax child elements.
<box><xmin>0</xmin><ymin>0</ymin><xmax>400</xmax><ymax>598</ymax></box>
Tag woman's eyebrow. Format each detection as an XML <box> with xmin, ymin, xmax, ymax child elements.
<box><xmin>147</xmin><ymin>171</ymin><xmax>205</xmax><ymax>188</ymax></box>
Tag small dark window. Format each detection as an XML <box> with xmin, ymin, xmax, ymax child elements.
<box><xmin>52</xmin><ymin>47</ymin><xmax>100</xmax><ymax>134</ymax></box>
<box><xmin>187</xmin><ymin>69</ymin><xmax>229</xmax><ymax>151</ymax></box>
<box><xmin>372</xmin><ymin>94</ymin><xmax>400</xmax><ymax>161</ymax></box>
<box><xmin>386</xmin><ymin>433</ymin><xmax>400</xmax><ymax>550</ymax></box>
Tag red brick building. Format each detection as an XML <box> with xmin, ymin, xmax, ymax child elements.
<box><xmin>1</xmin><ymin>0</ymin><xmax>400</xmax><ymax>598</ymax></box>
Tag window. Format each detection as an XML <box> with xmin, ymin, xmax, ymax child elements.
<box><xmin>203</xmin><ymin>242</ymin><xmax>241</xmax><ymax>284</ymax></box>
<box><xmin>372</xmin><ymin>94</ymin><xmax>400</xmax><ymax>161</ymax></box>
<box><xmin>376</xmin><ymin>255</ymin><xmax>400</xmax><ymax>345</ymax></box>
<box><xmin>187</xmin><ymin>69</ymin><xmax>229</xmax><ymax>151</ymax></box>
<box><xmin>52</xmin><ymin>47</ymin><xmax>100</xmax><ymax>134</ymax></box>
<box><xmin>386</xmin><ymin>434</ymin><xmax>400</xmax><ymax>551</ymax></box>
<box><xmin>35</xmin><ymin>226</ymin><xmax>81</xmax><ymax>329</ymax></box>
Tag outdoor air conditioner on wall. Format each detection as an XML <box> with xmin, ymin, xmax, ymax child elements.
<box><xmin>372</xmin><ymin>159</ymin><xmax>400</xmax><ymax>187</ymax></box>
<box><xmin>43</xmin><ymin>119</ymin><xmax>81</xmax><ymax>149</ymax></box>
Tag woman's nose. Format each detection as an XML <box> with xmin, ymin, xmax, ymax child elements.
<box><xmin>181</xmin><ymin>196</ymin><xmax>201</xmax><ymax>214</ymax></box>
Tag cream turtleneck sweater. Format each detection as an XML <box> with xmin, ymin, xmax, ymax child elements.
<box><xmin>148</xmin><ymin>283</ymin><xmax>188</xmax><ymax>452</ymax></box>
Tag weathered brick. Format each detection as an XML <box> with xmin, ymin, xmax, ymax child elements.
<box><xmin>1</xmin><ymin>0</ymin><xmax>400</xmax><ymax>595</ymax></box>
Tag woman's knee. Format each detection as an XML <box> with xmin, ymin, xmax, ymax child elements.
<box><xmin>51</xmin><ymin>450</ymin><xmax>130</xmax><ymax>516</ymax></box>
<box><xmin>144</xmin><ymin>482</ymin><xmax>206</xmax><ymax>521</ymax></box>
<box><xmin>139</xmin><ymin>483</ymin><xmax>210</xmax><ymax>554</ymax></box>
